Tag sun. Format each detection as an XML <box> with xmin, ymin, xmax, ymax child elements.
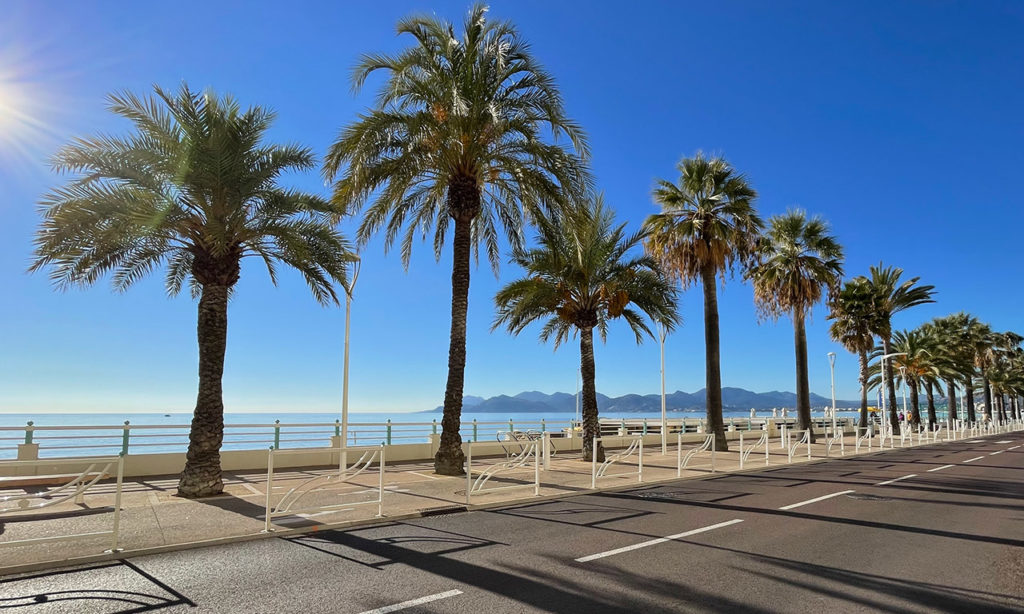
<box><xmin>0</xmin><ymin>76</ymin><xmax>49</xmax><ymax>159</ymax></box>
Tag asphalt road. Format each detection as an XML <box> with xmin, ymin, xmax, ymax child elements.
<box><xmin>4</xmin><ymin>433</ymin><xmax>1024</xmax><ymax>613</ymax></box>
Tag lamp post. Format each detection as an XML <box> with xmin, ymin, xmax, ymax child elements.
<box><xmin>879</xmin><ymin>352</ymin><xmax>906</xmax><ymax>445</ymax></box>
<box><xmin>658</xmin><ymin>324</ymin><xmax>668</xmax><ymax>454</ymax></box>
<box><xmin>341</xmin><ymin>258</ymin><xmax>361</xmax><ymax>471</ymax></box>
<box><xmin>827</xmin><ymin>352</ymin><xmax>837</xmax><ymax>438</ymax></box>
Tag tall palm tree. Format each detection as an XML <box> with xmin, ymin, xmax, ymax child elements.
<box><xmin>644</xmin><ymin>153</ymin><xmax>761</xmax><ymax>451</ymax></box>
<box><xmin>931</xmin><ymin>313</ymin><xmax>978</xmax><ymax>424</ymax></box>
<box><xmin>750</xmin><ymin>210</ymin><xmax>843</xmax><ymax>442</ymax></box>
<box><xmin>915</xmin><ymin>322</ymin><xmax>946</xmax><ymax>428</ymax></box>
<box><xmin>860</xmin><ymin>264</ymin><xmax>935</xmax><ymax>432</ymax></box>
<box><xmin>31</xmin><ymin>85</ymin><xmax>353</xmax><ymax>497</ymax></box>
<box><xmin>324</xmin><ymin>5</ymin><xmax>591</xmax><ymax>475</ymax></box>
<box><xmin>828</xmin><ymin>278</ymin><xmax>877</xmax><ymax>428</ymax></box>
<box><xmin>889</xmin><ymin>329</ymin><xmax>939</xmax><ymax>427</ymax></box>
<box><xmin>493</xmin><ymin>198</ymin><xmax>679</xmax><ymax>461</ymax></box>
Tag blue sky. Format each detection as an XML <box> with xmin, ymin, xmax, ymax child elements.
<box><xmin>1</xmin><ymin>1</ymin><xmax>1022</xmax><ymax>414</ymax></box>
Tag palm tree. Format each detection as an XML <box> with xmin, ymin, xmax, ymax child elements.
<box><xmin>860</xmin><ymin>264</ymin><xmax>935</xmax><ymax>432</ymax></box>
<box><xmin>644</xmin><ymin>153</ymin><xmax>762</xmax><ymax>451</ymax></box>
<box><xmin>750</xmin><ymin>210</ymin><xmax>843</xmax><ymax>442</ymax></box>
<box><xmin>30</xmin><ymin>85</ymin><xmax>353</xmax><ymax>497</ymax></box>
<box><xmin>828</xmin><ymin>278</ymin><xmax>878</xmax><ymax>428</ymax></box>
<box><xmin>915</xmin><ymin>322</ymin><xmax>946</xmax><ymax>428</ymax></box>
<box><xmin>324</xmin><ymin>4</ymin><xmax>591</xmax><ymax>475</ymax></box>
<box><xmin>493</xmin><ymin>198</ymin><xmax>679</xmax><ymax>462</ymax></box>
<box><xmin>931</xmin><ymin>313</ymin><xmax>978</xmax><ymax>424</ymax></box>
<box><xmin>889</xmin><ymin>329</ymin><xmax>939</xmax><ymax>427</ymax></box>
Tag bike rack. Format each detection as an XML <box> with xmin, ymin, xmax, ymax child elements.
<box><xmin>592</xmin><ymin>435</ymin><xmax>643</xmax><ymax>488</ymax></box>
<box><xmin>677</xmin><ymin>433</ymin><xmax>715</xmax><ymax>476</ymax></box>
<box><xmin>787</xmin><ymin>430</ymin><xmax>811</xmax><ymax>463</ymax></box>
<box><xmin>468</xmin><ymin>440</ymin><xmax>540</xmax><ymax>503</ymax></box>
<box><xmin>825</xmin><ymin>427</ymin><xmax>845</xmax><ymax>457</ymax></box>
<box><xmin>739</xmin><ymin>432</ymin><xmax>768</xmax><ymax>469</ymax></box>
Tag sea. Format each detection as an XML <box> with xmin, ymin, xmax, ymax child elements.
<box><xmin>0</xmin><ymin>408</ymin><xmax>855</xmax><ymax>459</ymax></box>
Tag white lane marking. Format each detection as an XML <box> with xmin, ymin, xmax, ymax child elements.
<box><xmin>927</xmin><ymin>464</ymin><xmax>955</xmax><ymax>472</ymax></box>
<box><xmin>990</xmin><ymin>451</ymin><xmax>1004</xmax><ymax>456</ymax></box>
<box><xmin>996</xmin><ymin>440</ymin><xmax>1012</xmax><ymax>444</ymax></box>
<box><xmin>779</xmin><ymin>490</ymin><xmax>855</xmax><ymax>511</ymax></box>
<box><xmin>963</xmin><ymin>456</ymin><xmax>985</xmax><ymax>463</ymax></box>
<box><xmin>876</xmin><ymin>474</ymin><xmax>917</xmax><ymax>486</ymax></box>
<box><xmin>356</xmin><ymin>590</ymin><xmax>463</xmax><ymax>614</ymax></box>
<box><xmin>575</xmin><ymin>519</ymin><xmax>744</xmax><ymax>562</ymax></box>
<box><xmin>1009</xmin><ymin>446</ymin><xmax>1021</xmax><ymax>450</ymax></box>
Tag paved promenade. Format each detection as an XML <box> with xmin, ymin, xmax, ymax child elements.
<box><xmin>2</xmin><ymin>431</ymin><xmax>1024</xmax><ymax>612</ymax></box>
<box><xmin>1</xmin><ymin>430</ymin><xmax>869</xmax><ymax>572</ymax></box>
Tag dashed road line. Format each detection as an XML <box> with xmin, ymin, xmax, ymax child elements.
<box><xmin>575</xmin><ymin>519</ymin><xmax>744</xmax><ymax>562</ymax></box>
<box><xmin>990</xmin><ymin>451</ymin><xmax>1004</xmax><ymax>456</ymax></box>
<box><xmin>779</xmin><ymin>490</ymin><xmax>855</xmax><ymax>511</ymax></box>
<box><xmin>1009</xmin><ymin>445</ymin><xmax>1021</xmax><ymax>450</ymax></box>
<box><xmin>876</xmin><ymin>474</ymin><xmax>917</xmax><ymax>486</ymax></box>
<box><xmin>356</xmin><ymin>590</ymin><xmax>463</xmax><ymax>614</ymax></box>
<box><xmin>963</xmin><ymin>456</ymin><xmax>985</xmax><ymax>463</ymax></box>
<box><xmin>927</xmin><ymin>464</ymin><xmax>955</xmax><ymax>472</ymax></box>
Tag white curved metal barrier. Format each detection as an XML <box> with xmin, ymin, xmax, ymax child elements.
<box><xmin>0</xmin><ymin>455</ymin><xmax>124</xmax><ymax>553</ymax></box>
<box><xmin>592</xmin><ymin>435</ymin><xmax>643</xmax><ymax>488</ymax></box>
<box><xmin>787</xmin><ymin>430</ymin><xmax>811</xmax><ymax>463</ymax></box>
<box><xmin>739</xmin><ymin>432</ymin><xmax>768</xmax><ymax>469</ymax></box>
<box><xmin>677</xmin><ymin>433</ymin><xmax>715</xmax><ymax>476</ymax></box>
<box><xmin>264</xmin><ymin>445</ymin><xmax>384</xmax><ymax>532</ymax></box>
<box><xmin>825</xmin><ymin>427</ymin><xmax>845</xmax><ymax>457</ymax></box>
<box><xmin>467</xmin><ymin>440</ymin><xmax>540</xmax><ymax>503</ymax></box>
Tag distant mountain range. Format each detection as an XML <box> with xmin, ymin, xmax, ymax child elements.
<box><xmin>426</xmin><ymin>388</ymin><xmax>861</xmax><ymax>414</ymax></box>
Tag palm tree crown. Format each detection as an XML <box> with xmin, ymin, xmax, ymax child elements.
<box><xmin>828</xmin><ymin>277</ymin><xmax>877</xmax><ymax>427</ymax></box>
<box><xmin>494</xmin><ymin>197</ymin><xmax>679</xmax><ymax>461</ymax></box>
<box><xmin>31</xmin><ymin>84</ymin><xmax>352</xmax><ymax>497</ymax></box>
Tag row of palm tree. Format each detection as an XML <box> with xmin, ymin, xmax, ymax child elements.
<box><xmin>29</xmin><ymin>4</ymin><xmax>1021</xmax><ymax>496</ymax></box>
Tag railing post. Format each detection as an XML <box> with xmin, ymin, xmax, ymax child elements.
<box><xmin>473</xmin><ymin>419</ymin><xmax>478</xmax><ymax>442</ymax></box>
<box><xmin>638</xmin><ymin>438</ymin><xmax>644</xmax><ymax>482</ymax></box>
<box><xmin>711</xmin><ymin>434</ymin><xmax>716</xmax><ymax>472</ymax></box>
<box><xmin>386</xmin><ymin>419</ymin><xmax>392</xmax><ymax>446</ymax></box>
<box><xmin>642</xmin><ymin>419</ymin><xmax>648</xmax><ymax>436</ymax></box>
<box><xmin>541</xmin><ymin>418</ymin><xmax>546</xmax><ymax>433</ymax></box>
<box><xmin>273</xmin><ymin>420</ymin><xmax>281</xmax><ymax>450</ymax></box>
<box><xmin>466</xmin><ymin>445</ymin><xmax>472</xmax><ymax>505</ymax></box>
<box><xmin>432</xmin><ymin>419</ymin><xmax>437</xmax><ymax>435</ymax></box>
<box><xmin>591</xmin><ymin>436</ymin><xmax>598</xmax><ymax>488</ymax></box>
<box><xmin>121</xmin><ymin>421</ymin><xmax>131</xmax><ymax>456</ymax></box>
<box><xmin>334</xmin><ymin>420</ymin><xmax>341</xmax><ymax>438</ymax></box>
<box><xmin>740</xmin><ymin>433</ymin><xmax>745</xmax><ymax>469</ymax></box>
<box><xmin>24</xmin><ymin>421</ymin><xmax>34</xmax><ymax>445</ymax></box>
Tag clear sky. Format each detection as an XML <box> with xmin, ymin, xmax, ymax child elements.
<box><xmin>1</xmin><ymin>1</ymin><xmax>1022</xmax><ymax>414</ymax></box>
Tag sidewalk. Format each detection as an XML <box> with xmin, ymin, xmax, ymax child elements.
<box><xmin>0</xmin><ymin>431</ymin><xmax>931</xmax><ymax>574</ymax></box>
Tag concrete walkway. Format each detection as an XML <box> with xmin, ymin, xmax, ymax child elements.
<box><xmin>0</xmin><ymin>430</ymin><xmax>954</xmax><ymax>574</ymax></box>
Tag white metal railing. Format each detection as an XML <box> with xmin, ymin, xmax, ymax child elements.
<box><xmin>592</xmin><ymin>435</ymin><xmax>643</xmax><ymax>488</ymax></box>
<box><xmin>466</xmin><ymin>440</ymin><xmax>540</xmax><ymax>504</ymax></box>
<box><xmin>855</xmin><ymin>426</ymin><xmax>872</xmax><ymax>453</ymax></box>
<box><xmin>825</xmin><ymin>426</ymin><xmax>845</xmax><ymax>457</ymax></box>
<box><xmin>264</xmin><ymin>445</ymin><xmax>384</xmax><ymax>532</ymax></box>
<box><xmin>677</xmin><ymin>433</ymin><xmax>715</xmax><ymax>476</ymax></box>
<box><xmin>0</xmin><ymin>455</ymin><xmax>124</xmax><ymax>553</ymax></box>
<box><xmin>787</xmin><ymin>430</ymin><xmax>811</xmax><ymax>463</ymax></box>
<box><xmin>739</xmin><ymin>432</ymin><xmax>768</xmax><ymax>469</ymax></box>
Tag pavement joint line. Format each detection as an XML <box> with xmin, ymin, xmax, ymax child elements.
<box><xmin>990</xmin><ymin>451</ymin><xmax>1004</xmax><ymax>455</ymax></box>
<box><xmin>240</xmin><ymin>483</ymin><xmax>263</xmax><ymax>496</ymax></box>
<box><xmin>409</xmin><ymin>471</ymin><xmax>442</xmax><ymax>480</ymax></box>
<box><xmin>778</xmin><ymin>490</ymin><xmax>855</xmax><ymax>510</ymax></box>
<box><xmin>875</xmin><ymin>474</ymin><xmax>917</xmax><ymax>486</ymax></box>
<box><xmin>355</xmin><ymin>589</ymin><xmax>463</xmax><ymax>614</ymax></box>
<box><xmin>927</xmin><ymin>464</ymin><xmax>955</xmax><ymax>472</ymax></box>
<box><xmin>574</xmin><ymin>519</ymin><xmax>744</xmax><ymax>562</ymax></box>
<box><xmin>963</xmin><ymin>456</ymin><xmax>985</xmax><ymax>463</ymax></box>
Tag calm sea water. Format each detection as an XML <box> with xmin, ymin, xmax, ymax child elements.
<box><xmin>0</xmin><ymin>408</ymin><xmax>850</xmax><ymax>459</ymax></box>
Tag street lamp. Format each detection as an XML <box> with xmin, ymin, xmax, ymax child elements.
<box><xmin>659</xmin><ymin>324</ymin><xmax>668</xmax><ymax>455</ymax></box>
<box><xmin>341</xmin><ymin>258</ymin><xmax>361</xmax><ymax>471</ymax></box>
<box><xmin>879</xmin><ymin>352</ymin><xmax>906</xmax><ymax>446</ymax></box>
<box><xmin>827</xmin><ymin>352</ymin><xmax>837</xmax><ymax>439</ymax></box>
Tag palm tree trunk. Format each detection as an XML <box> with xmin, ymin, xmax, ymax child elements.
<box><xmin>435</xmin><ymin>176</ymin><xmax>480</xmax><ymax>476</ymax></box>
<box><xmin>793</xmin><ymin>310</ymin><xmax>814</xmax><ymax>442</ymax></box>
<box><xmin>580</xmin><ymin>327</ymin><xmax>604</xmax><ymax>462</ymax></box>
<box><xmin>946</xmin><ymin>380</ymin><xmax>958</xmax><ymax>422</ymax></box>
<box><xmin>925</xmin><ymin>381</ymin><xmax>937</xmax><ymax>428</ymax></box>
<box><xmin>858</xmin><ymin>350</ymin><xmax>869</xmax><ymax>428</ymax></box>
<box><xmin>881</xmin><ymin>336</ymin><xmax>899</xmax><ymax>432</ymax></box>
<box><xmin>982</xmin><ymin>374</ymin><xmax>993</xmax><ymax>421</ymax></box>
<box><xmin>1014</xmin><ymin>396</ymin><xmax>1020</xmax><ymax>420</ymax></box>
<box><xmin>965</xmin><ymin>381</ymin><xmax>976</xmax><ymax>423</ymax></box>
<box><xmin>909</xmin><ymin>379</ymin><xmax>920</xmax><ymax>426</ymax></box>
<box><xmin>700</xmin><ymin>264</ymin><xmax>728</xmax><ymax>452</ymax></box>
<box><xmin>998</xmin><ymin>394</ymin><xmax>1007</xmax><ymax>422</ymax></box>
<box><xmin>179</xmin><ymin>284</ymin><xmax>228</xmax><ymax>498</ymax></box>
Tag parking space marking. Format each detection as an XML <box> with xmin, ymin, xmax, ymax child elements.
<box><xmin>356</xmin><ymin>590</ymin><xmax>463</xmax><ymax>614</ymax></box>
<box><xmin>778</xmin><ymin>490</ymin><xmax>855</xmax><ymax>511</ymax></box>
<box><xmin>876</xmin><ymin>474</ymin><xmax>916</xmax><ymax>486</ymax></box>
<box><xmin>575</xmin><ymin>519</ymin><xmax>744</xmax><ymax>562</ymax></box>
